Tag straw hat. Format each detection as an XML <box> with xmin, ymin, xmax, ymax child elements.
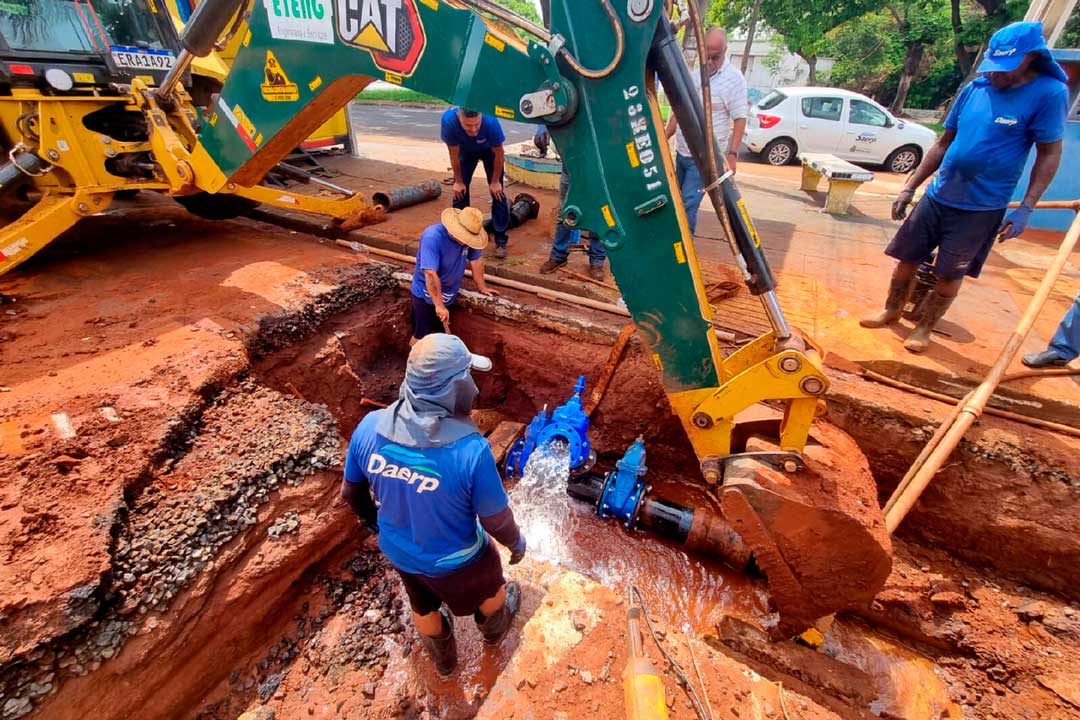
<box><xmin>441</xmin><ymin>207</ymin><xmax>488</xmax><ymax>250</ymax></box>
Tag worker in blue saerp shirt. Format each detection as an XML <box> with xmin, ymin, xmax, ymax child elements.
<box><xmin>861</xmin><ymin>21</ymin><xmax>1068</xmax><ymax>353</ymax></box>
<box><xmin>440</xmin><ymin>107</ymin><xmax>512</xmax><ymax>259</ymax></box>
<box><xmin>409</xmin><ymin>206</ymin><xmax>498</xmax><ymax>344</ymax></box>
<box><xmin>340</xmin><ymin>334</ymin><xmax>526</xmax><ymax>676</ymax></box>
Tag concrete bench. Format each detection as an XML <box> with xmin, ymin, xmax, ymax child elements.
<box><xmin>798</xmin><ymin>153</ymin><xmax>875</xmax><ymax>215</ymax></box>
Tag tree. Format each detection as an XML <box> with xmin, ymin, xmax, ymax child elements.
<box><xmin>821</xmin><ymin>13</ymin><xmax>904</xmax><ymax>100</ymax></box>
<box><xmin>949</xmin><ymin>0</ymin><xmax>972</xmax><ymax>77</ymax></box>
<box><xmin>741</xmin><ymin>0</ymin><xmax>764</xmax><ymax>74</ymax></box>
<box><xmin>886</xmin><ymin>0</ymin><xmax>951</xmax><ymax>113</ymax></box>
<box><xmin>757</xmin><ymin>0</ymin><xmax>886</xmax><ymax>84</ymax></box>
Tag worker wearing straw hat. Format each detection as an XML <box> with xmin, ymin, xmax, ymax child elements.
<box><xmin>410</xmin><ymin>206</ymin><xmax>499</xmax><ymax>344</ymax></box>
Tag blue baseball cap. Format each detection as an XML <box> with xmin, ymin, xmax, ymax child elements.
<box><xmin>978</xmin><ymin>22</ymin><xmax>1067</xmax><ymax>83</ymax></box>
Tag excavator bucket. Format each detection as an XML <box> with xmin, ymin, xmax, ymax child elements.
<box><xmin>721</xmin><ymin>423</ymin><xmax>892</xmax><ymax>632</ymax></box>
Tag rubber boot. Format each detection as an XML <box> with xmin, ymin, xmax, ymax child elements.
<box><xmin>904</xmin><ymin>291</ymin><xmax>955</xmax><ymax>353</ymax></box>
<box><xmin>860</xmin><ymin>273</ymin><xmax>915</xmax><ymax>328</ymax></box>
<box><xmin>474</xmin><ymin>581</ymin><xmax>521</xmax><ymax>645</ymax></box>
<box><xmin>420</xmin><ymin>606</ymin><xmax>457</xmax><ymax>676</ymax></box>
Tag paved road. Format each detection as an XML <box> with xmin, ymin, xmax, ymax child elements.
<box><xmin>350</xmin><ymin>103</ymin><xmax>535</xmax><ymax>145</ymax></box>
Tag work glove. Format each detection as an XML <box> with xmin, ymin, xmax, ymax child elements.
<box><xmin>509</xmin><ymin>536</ymin><xmax>526</xmax><ymax>565</ymax></box>
<box><xmin>997</xmin><ymin>203</ymin><xmax>1033</xmax><ymax>241</ymax></box>
<box><xmin>359</xmin><ymin>516</ymin><xmax>378</xmax><ymax>537</ymax></box>
<box><xmin>891</xmin><ymin>188</ymin><xmax>916</xmax><ymax>221</ymax></box>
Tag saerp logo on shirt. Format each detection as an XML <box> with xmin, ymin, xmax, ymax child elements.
<box><xmin>994</xmin><ymin>115</ymin><xmax>1019</xmax><ymax>126</ymax></box>
<box><xmin>336</xmin><ymin>0</ymin><xmax>427</xmax><ymax>77</ymax></box>
<box><xmin>367</xmin><ymin>445</ymin><xmax>441</xmax><ymax>493</ymax></box>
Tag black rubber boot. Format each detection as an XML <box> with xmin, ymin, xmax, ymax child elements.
<box><xmin>860</xmin><ymin>272</ymin><xmax>915</xmax><ymax>328</ymax></box>
<box><xmin>420</xmin><ymin>606</ymin><xmax>457</xmax><ymax>676</ymax></box>
<box><xmin>475</xmin><ymin>581</ymin><xmax>521</xmax><ymax>645</ymax></box>
<box><xmin>905</xmin><ymin>290</ymin><xmax>955</xmax><ymax>353</ymax></box>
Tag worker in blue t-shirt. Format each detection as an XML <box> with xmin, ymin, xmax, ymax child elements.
<box><xmin>861</xmin><ymin>22</ymin><xmax>1068</xmax><ymax>353</ymax></box>
<box><xmin>341</xmin><ymin>334</ymin><xmax>526</xmax><ymax>676</ymax></box>
<box><xmin>409</xmin><ymin>206</ymin><xmax>498</xmax><ymax>343</ymax></box>
<box><xmin>440</xmin><ymin>107</ymin><xmax>512</xmax><ymax>259</ymax></box>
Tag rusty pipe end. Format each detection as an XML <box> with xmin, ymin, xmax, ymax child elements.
<box><xmin>685</xmin><ymin>506</ymin><xmax>752</xmax><ymax>570</ymax></box>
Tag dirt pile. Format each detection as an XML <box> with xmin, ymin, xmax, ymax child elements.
<box><xmin>0</xmin><ymin>379</ymin><xmax>342</xmax><ymax>719</ymax></box>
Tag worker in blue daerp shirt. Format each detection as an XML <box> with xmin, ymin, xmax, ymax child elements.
<box><xmin>441</xmin><ymin>107</ymin><xmax>512</xmax><ymax>258</ymax></box>
<box><xmin>341</xmin><ymin>334</ymin><xmax>526</xmax><ymax>676</ymax></box>
<box><xmin>862</xmin><ymin>22</ymin><xmax>1068</xmax><ymax>353</ymax></box>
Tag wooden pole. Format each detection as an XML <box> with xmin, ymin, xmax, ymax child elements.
<box><xmin>884</xmin><ymin>206</ymin><xmax>1080</xmax><ymax>534</ymax></box>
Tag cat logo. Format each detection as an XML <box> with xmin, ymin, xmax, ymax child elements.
<box><xmin>260</xmin><ymin>50</ymin><xmax>299</xmax><ymax>102</ymax></box>
<box><xmin>336</xmin><ymin>0</ymin><xmax>426</xmax><ymax>77</ymax></box>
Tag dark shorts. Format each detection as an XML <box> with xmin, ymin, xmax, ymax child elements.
<box><xmin>394</xmin><ymin>540</ymin><xmax>505</xmax><ymax>616</ymax></box>
<box><xmin>410</xmin><ymin>294</ymin><xmax>450</xmax><ymax>340</ymax></box>
<box><xmin>885</xmin><ymin>195</ymin><xmax>1006</xmax><ymax>281</ymax></box>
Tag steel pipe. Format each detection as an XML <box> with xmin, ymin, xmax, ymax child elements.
<box><xmin>372</xmin><ymin>179</ymin><xmax>442</xmax><ymax>211</ymax></box>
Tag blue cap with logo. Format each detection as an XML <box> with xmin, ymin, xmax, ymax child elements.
<box><xmin>977</xmin><ymin>21</ymin><xmax>1067</xmax><ymax>83</ymax></box>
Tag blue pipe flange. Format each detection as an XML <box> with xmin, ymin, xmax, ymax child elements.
<box><xmin>504</xmin><ymin>376</ymin><xmax>594</xmax><ymax>478</ymax></box>
<box><xmin>597</xmin><ymin>437</ymin><xmax>649</xmax><ymax>530</ymax></box>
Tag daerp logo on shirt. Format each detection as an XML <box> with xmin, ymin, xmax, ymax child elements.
<box><xmin>994</xmin><ymin>115</ymin><xmax>1019</xmax><ymax>126</ymax></box>
<box><xmin>367</xmin><ymin>452</ymin><xmax>441</xmax><ymax>493</ymax></box>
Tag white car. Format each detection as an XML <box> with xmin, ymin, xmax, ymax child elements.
<box><xmin>743</xmin><ymin>87</ymin><xmax>938</xmax><ymax>174</ymax></box>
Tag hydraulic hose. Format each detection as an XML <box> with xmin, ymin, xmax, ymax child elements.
<box><xmin>650</xmin><ymin>18</ymin><xmax>791</xmax><ymax>338</ymax></box>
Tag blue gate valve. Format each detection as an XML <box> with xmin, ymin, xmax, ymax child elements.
<box><xmin>597</xmin><ymin>437</ymin><xmax>649</xmax><ymax>530</ymax></box>
<box><xmin>504</xmin><ymin>375</ymin><xmax>595</xmax><ymax>478</ymax></box>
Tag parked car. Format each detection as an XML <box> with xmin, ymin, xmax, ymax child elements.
<box><xmin>742</xmin><ymin>87</ymin><xmax>937</xmax><ymax>173</ymax></box>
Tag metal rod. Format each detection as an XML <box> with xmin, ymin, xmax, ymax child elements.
<box><xmin>155</xmin><ymin>49</ymin><xmax>194</xmax><ymax>99</ymax></box>
<box><xmin>462</xmin><ymin>0</ymin><xmax>551</xmax><ymax>40</ymax></box>
<box><xmin>884</xmin><ymin>204</ymin><xmax>1080</xmax><ymax>534</ymax></box>
<box><xmin>276</xmin><ymin>161</ymin><xmax>354</xmax><ymax>196</ymax></box>
<box><xmin>461</xmin><ymin>0</ymin><xmax>623</xmax><ymax>80</ymax></box>
<box><xmin>760</xmin><ymin>291</ymin><xmax>792</xmax><ymax>340</ymax></box>
<box><xmin>334</xmin><ymin>240</ymin><xmax>632</xmax><ymax>317</ymax></box>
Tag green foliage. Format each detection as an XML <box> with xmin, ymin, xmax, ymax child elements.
<box><xmin>762</xmin><ymin>34</ymin><xmax>788</xmax><ymax>77</ymax></box>
<box><xmin>493</xmin><ymin>0</ymin><xmax>540</xmax><ymax>23</ymax></box>
<box><xmin>758</xmin><ymin>0</ymin><xmax>885</xmax><ymax>60</ymax></box>
<box><xmin>822</xmin><ymin>11</ymin><xmax>904</xmax><ymax>99</ymax></box>
<box><xmin>814</xmin><ymin>0</ymin><xmax>1027</xmax><ymax>109</ymax></box>
<box><xmin>904</xmin><ymin>53</ymin><xmax>963</xmax><ymax>108</ymax></box>
<box><xmin>706</xmin><ymin>0</ymin><xmax>755</xmax><ymax>31</ymax></box>
<box><xmin>354</xmin><ymin>88</ymin><xmax>447</xmax><ymax>106</ymax></box>
<box><xmin>1059</xmin><ymin>8</ymin><xmax>1080</xmax><ymax>48</ymax></box>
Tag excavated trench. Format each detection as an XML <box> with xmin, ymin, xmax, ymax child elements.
<box><xmin>7</xmin><ymin>271</ymin><xmax>1080</xmax><ymax>720</ymax></box>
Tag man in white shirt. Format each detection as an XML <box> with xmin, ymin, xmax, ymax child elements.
<box><xmin>666</xmin><ymin>27</ymin><xmax>748</xmax><ymax>236</ymax></box>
